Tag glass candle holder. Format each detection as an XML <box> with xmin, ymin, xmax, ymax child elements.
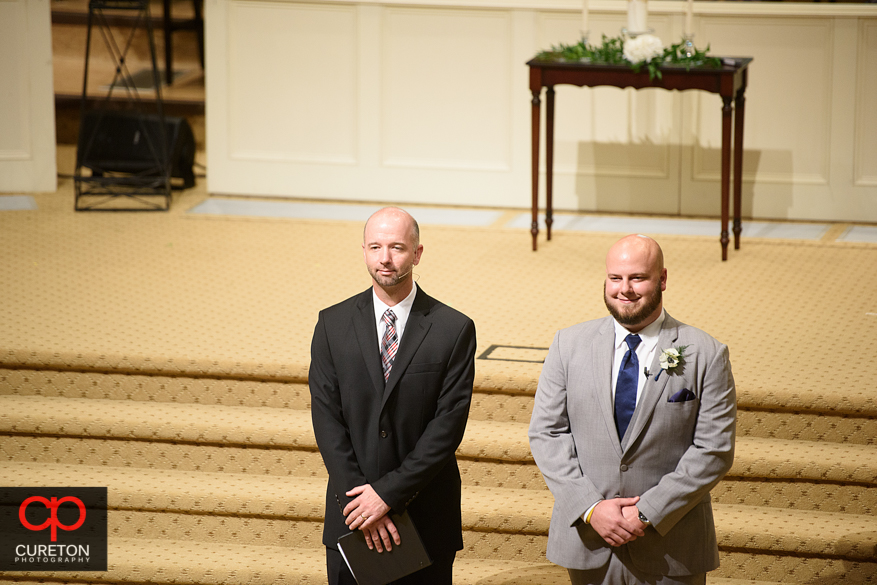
<box><xmin>683</xmin><ymin>34</ymin><xmax>695</xmax><ymax>58</ymax></box>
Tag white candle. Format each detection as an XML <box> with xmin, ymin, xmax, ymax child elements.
<box><xmin>627</xmin><ymin>0</ymin><xmax>648</xmax><ymax>33</ymax></box>
<box><xmin>581</xmin><ymin>0</ymin><xmax>590</xmax><ymax>35</ymax></box>
<box><xmin>685</xmin><ymin>0</ymin><xmax>694</xmax><ymax>36</ymax></box>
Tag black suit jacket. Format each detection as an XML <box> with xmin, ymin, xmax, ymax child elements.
<box><xmin>309</xmin><ymin>286</ymin><xmax>476</xmax><ymax>558</ymax></box>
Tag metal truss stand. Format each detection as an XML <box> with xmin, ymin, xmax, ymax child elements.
<box><xmin>75</xmin><ymin>0</ymin><xmax>171</xmax><ymax>211</ymax></box>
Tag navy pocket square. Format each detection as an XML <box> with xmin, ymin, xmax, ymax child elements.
<box><xmin>668</xmin><ymin>388</ymin><xmax>696</xmax><ymax>403</ymax></box>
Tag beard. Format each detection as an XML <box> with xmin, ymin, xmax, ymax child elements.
<box><xmin>368</xmin><ymin>262</ymin><xmax>413</xmax><ymax>288</ymax></box>
<box><xmin>604</xmin><ymin>282</ymin><xmax>662</xmax><ymax>328</ymax></box>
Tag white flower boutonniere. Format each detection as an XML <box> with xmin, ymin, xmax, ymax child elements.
<box><xmin>655</xmin><ymin>345</ymin><xmax>690</xmax><ymax>380</ymax></box>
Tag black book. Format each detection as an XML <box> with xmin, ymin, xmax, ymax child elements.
<box><xmin>337</xmin><ymin>511</ymin><xmax>432</xmax><ymax>585</ymax></box>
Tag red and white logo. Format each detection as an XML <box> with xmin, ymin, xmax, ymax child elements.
<box><xmin>19</xmin><ymin>496</ymin><xmax>86</xmax><ymax>542</ymax></box>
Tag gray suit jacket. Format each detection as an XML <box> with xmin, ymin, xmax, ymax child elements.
<box><xmin>528</xmin><ymin>312</ymin><xmax>736</xmax><ymax>576</ymax></box>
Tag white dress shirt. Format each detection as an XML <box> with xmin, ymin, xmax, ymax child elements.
<box><xmin>373</xmin><ymin>282</ymin><xmax>418</xmax><ymax>349</ymax></box>
<box><xmin>610</xmin><ymin>309</ymin><xmax>666</xmax><ymax>406</ymax></box>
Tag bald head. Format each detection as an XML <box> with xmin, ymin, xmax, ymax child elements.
<box><xmin>364</xmin><ymin>207</ymin><xmax>419</xmax><ymax>249</ymax></box>
<box><xmin>362</xmin><ymin>207</ymin><xmax>423</xmax><ymax>305</ymax></box>
<box><xmin>606</xmin><ymin>234</ymin><xmax>664</xmax><ymax>274</ymax></box>
<box><xmin>603</xmin><ymin>235</ymin><xmax>667</xmax><ymax>332</ymax></box>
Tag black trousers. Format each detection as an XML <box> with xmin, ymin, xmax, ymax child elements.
<box><xmin>326</xmin><ymin>547</ymin><xmax>455</xmax><ymax>585</ymax></box>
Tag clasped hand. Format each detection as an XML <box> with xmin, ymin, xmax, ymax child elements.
<box><xmin>589</xmin><ymin>496</ymin><xmax>648</xmax><ymax>547</ymax></box>
<box><xmin>343</xmin><ymin>484</ymin><xmax>402</xmax><ymax>553</ymax></box>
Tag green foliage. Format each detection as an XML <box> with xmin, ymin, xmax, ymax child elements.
<box><xmin>534</xmin><ymin>34</ymin><xmax>722</xmax><ymax>81</ymax></box>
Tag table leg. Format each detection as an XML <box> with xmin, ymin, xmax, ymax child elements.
<box><xmin>720</xmin><ymin>96</ymin><xmax>732</xmax><ymax>261</ymax></box>
<box><xmin>531</xmin><ymin>89</ymin><xmax>541</xmax><ymax>251</ymax></box>
<box><xmin>163</xmin><ymin>0</ymin><xmax>173</xmax><ymax>85</ymax></box>
<box><xmin>733</xmin><ymin>92</ymin><xmax>746</xmax><ymax>250</ymax></box>
<box><xmin>546</xmin><ymin>87</ymin><xmax>555</xmax><ymax>241</ymax></box>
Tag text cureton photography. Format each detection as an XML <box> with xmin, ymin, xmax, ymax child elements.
<box><xmin>0</xmin><ymin>487</ymin><xmax>107</xmax><ymax>571</ymax></box>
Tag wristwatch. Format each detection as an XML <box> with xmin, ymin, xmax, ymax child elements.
<box><xmin>638</xmin><ymin>510</ymin><xmax>651</xmax><ymax>526</ymax></box>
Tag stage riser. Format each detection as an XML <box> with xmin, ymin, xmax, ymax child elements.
<box><xmin>110</xmin><ymin>509</ymin><xmax>552</xmax><ymax>562</ymax></box>
<box><xmin>0</xmin><ymin>369</ymin><xmax>310</xmax><ymax>410</ymax></box>
<box><xmin>0</xmin><ymin>435</ymin><xmax>328</xmax><ymax>478</ymax></box>
<box><xmin>3</xmin><ymin>369</ymin><xmax>874</xmax><ymax>445</ymax></box>
<box><xmin>110</xmin><ymin>510</ymin><xmax>324</xmax><ymax>549</ymax></box>
<box><xmin>4</xmin><ymin>366</ymin><xmax>877</xmax><ymax>585</ymax></box>
<box><xmin>737</xmin><ymin>409</ymin><xmax>876</xmax><ymax>446</ymax></box>
<box><xmin>4</xmin><ymin>434</ymin><xmax>875</xmax><ymax>517</ymax></box>
<box><xmin>714</xmin><ymin>552</ymin><xmax>877</xmax><ymax>585</ymax></box>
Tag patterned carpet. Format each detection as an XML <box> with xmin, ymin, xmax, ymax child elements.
<box><xmin>1</xmin><ymin>177</ymin><xmax>876</xmax><ymax>584</ymax></box>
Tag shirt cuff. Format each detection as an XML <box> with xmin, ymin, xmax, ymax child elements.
<box><xmin>583</xmin><ymin>502</ymin><xmax>599</xmax><ymax>524</ymax></box>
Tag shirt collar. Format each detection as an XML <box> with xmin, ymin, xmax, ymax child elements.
<box><xmin>613</xmin><ymin>309</ymin><xmax>666</xmax><ymax>349</ymax></box>
<box><xmin>373</xmin><ymin>282</ymin><xmax>418</xmax><ymax>321</ymax></box>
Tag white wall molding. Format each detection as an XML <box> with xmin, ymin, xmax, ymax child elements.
<box><xmin>0</xmin><ymin>0</ymin><xmax>56</xmax><ymax>192</ymax></box>
<box><xmin>207</xmin><ymin>0</ymin><xmax>877</xmax><ymax>222</ymax></box>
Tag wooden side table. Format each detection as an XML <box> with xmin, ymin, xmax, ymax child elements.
<box><xmin>528</xmin><ymin>57</ymin><xmax>752</xmax><ymax>260</ymax></box>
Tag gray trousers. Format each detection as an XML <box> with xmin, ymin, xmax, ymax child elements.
<box><xmin>567</xmin><ymin>546</ymin><xmax>707</xmax><ymax>585</ymax></box>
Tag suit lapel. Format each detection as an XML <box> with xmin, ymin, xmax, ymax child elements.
<box><xmin>352</xmin><ymin>290</ymin><xmax>386</xmax><ymax>397</ymax></box>
<box><xmin>621</xmin><ymin>313</ymin><xmax>679</xmax><ymax>452</ymax></box>
<box><xmin>593</xmin><ymin>317</ymin><xmax>624</xmax><ymax>458</ymax></box>
<box><xmin>381</xmin><ymin>288</ymin><xmax>432</xmax><ymax>410</ymax></box>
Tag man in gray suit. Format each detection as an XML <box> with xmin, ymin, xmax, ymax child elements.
<box><xmin>528</xmin><ymin>234</ymin><xmax>736</xmax><ymax>585</ymax></box>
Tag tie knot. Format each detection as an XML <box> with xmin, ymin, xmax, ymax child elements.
<box><xmin>625</xmin><ymin>334</ymin><xmax>641</xmax><ymax>351</ymax></box>
<box><xmin>382</xmin><ymin>309</ymin><xmax>397</xmax><ymax>325</ymax></box>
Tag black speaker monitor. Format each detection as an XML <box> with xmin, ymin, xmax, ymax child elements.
<box><xmin>77</xmin><ymin>110</ymin><xmax>196</xmax><ymax>189</ymax></box>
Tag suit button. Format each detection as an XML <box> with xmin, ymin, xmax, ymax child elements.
<box><xmin>380</xmin><ymin>430</ymin><xmax>388</xmax><ymax>438</ymax></box>
<box><xmin>620</xmin><ymin>464</ymin><xmax>628</xmax><ymax>472</ymax></box>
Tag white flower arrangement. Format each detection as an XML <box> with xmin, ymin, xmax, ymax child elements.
<box><xmin>659</xmin><ymin>345</ymin><xmax>690</xmax><ymax>373</ymax></box>
<box><xmin>623</xmin><ymin>34</ymin><xmax>664</xmax><ymax>64</ymax></box>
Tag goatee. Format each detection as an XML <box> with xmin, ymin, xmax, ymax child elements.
<box><xmin>604</xmin><ymin>282</ymin><xmax>662</xmax><ymax>328</ymax></box>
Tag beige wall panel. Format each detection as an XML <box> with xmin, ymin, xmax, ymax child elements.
<box><xmin>536</xmin><ymin>11</ymin><xmax>680</xmax><ymax>214</ymax></box>
<box><xmin>227</xmin><ymin>2</ymin><xmax>358</xmax><ymax>164</ymax></box>
<box><xmin>684</xmin><ymin>17</ymin><xmax>832</xmax><ymax>217</ymax></box>
<box><xmin>0</xmin><ymin>2</ymin><xmax>29</xmax><ymax>158</ymax></box>
<box><xmin>381</xmin><ymin>8</ymin><xmax>511</xmax><ymax>171</ymax></box>
<box><xmin>0</xmin><ymin>0</ymin><xmax>56</xmax><ymax>192</ymax></box>
<box><xmin>856</xmin><ymin>20</ymin><xmax>877</xmax><ymax>187</ymax></box>
<box><xmin>207</xmin><ymin>2</ymin><xmax>877</xmax><ymax>221</ymax></box>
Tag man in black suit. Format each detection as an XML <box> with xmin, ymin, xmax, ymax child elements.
<box><xmin>309</xmin><ymin>206</ymin><xmax>477</xmax><ymax>585</ymax></box>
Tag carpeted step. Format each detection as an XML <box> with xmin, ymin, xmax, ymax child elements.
<box><xmin>0</xmin><ymin>434</ymin><xmax>329</xmax><ymax>478</ymax></box>
<box><xmin>0</xmin><ymin>394</ymin><xmax>536</xmax><ymax>465</ymax></box>
<box><xmin>0</xmin><ymin>368</ymin><xmax>311</xmax><ymax>409</ymax></box>
<box><xmin>707</xmin><ymin>581</ymin><xmax>786</xmax><ymax>585</ymax></box>
<box><xmin>0</xmin><ymin>563</ymin><xmax>792</xmax><ymax>585</ymax></box>
<box><xmin>3</xmin><ymin>395</ymin><xmax>876</xmax><ymax>505</ymax></box>
<box><xmin>0</xmin><ymin>368</ymin><xmax>539</xmax><ymax>426</ymax></box>
<box><xmin>0</xmin><ymin>394</ymin><xmax>317</xmax><ymax>448</ymax></box>
<box><xmin>0</xmin><ymin>463</ymin><xmax>327</xmax><ymax>522</ymax></box>
<box><xmin>0</xmin><ymin>537</ymin><xmax>571</xmax><ymax>585</ymax></box>
<box><xmin>737</xmin><ymin>408</ymin><xmax>876</xmax><ymax>446</ymax></box>
<box><xmin>3</xmin><ymin>462</ymin><xmax>876</xmax><ymax>566</ymax></box>
<box><xmin>713</xmin><ymin>551</ymin><xmax>877</xmax><ymax>585</ymax></box>
<box><xmin>712</xmin><ymin>476</ymin><xmax>875</xmax><ymax>516</ymax></box>
<box><xmin>0</xmin><ymin>462</ymin><xmax>553</xmax><ymax>541</ymax></box>
<box><xmin>0</xmin><ymin>539</ymin><xmax>328</xmax><ymax>585</ymax></box>
<box><xmin>5</xmin><ymin>367</ymin><xmax>876</xmax><ymax>446</ymax></box>
<box><xmin>6</xmin><ymin>395</ymin><xmax>876</xmax><ymax>483</ymax></box>
<box><xmin>470</xmin><ymin>391</ymin><xmax>535</xmax><ymax>423</ymax></box>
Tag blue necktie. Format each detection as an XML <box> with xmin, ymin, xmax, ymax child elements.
<box><xmin>614</xmin><ymin>334</ymin><xmax>641</xmax><ymax>440</ymax></box>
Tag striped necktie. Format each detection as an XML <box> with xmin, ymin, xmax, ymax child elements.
<box><xmin>380</xmin><ymin>309</ymin><xmax>398</xmax><ymax>381</ymax></box>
